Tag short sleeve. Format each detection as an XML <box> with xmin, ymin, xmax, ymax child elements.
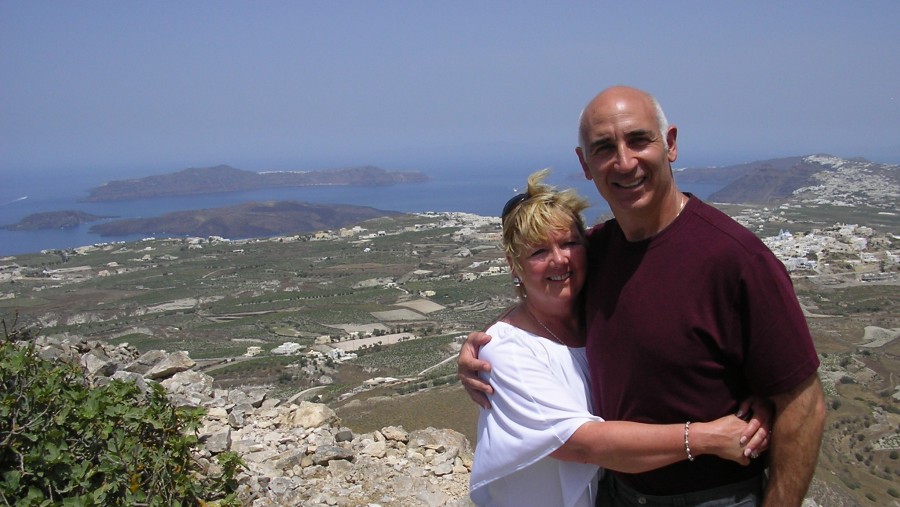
<box><xmin>739</xmin><ymin>251</ymin><xmax>820</xmax><ymax>396</ymax></box>
<box><xmin>470</xmin><ymin>322</ymin><xmax>601</xmax><ymax>503</ymax></box>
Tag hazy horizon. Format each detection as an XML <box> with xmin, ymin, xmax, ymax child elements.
<box><xmin>2</xmin><ymin>2</ymin><xmax>899</xmax><ymax>178</ymax></box>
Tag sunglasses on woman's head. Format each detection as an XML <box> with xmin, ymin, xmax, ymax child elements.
<box><xmin>501</xmin><ymin>193</ymin><xmax>528</xmax><ymax>219</ymax></box>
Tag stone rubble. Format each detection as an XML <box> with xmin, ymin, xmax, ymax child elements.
<box><xmin>26</xmin><ymin>333</ymin><xmax>476</xmax><ymax>507</ymax></box>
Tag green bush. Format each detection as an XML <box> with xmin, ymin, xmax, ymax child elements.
<box><xmin>0</xmin><ymin>336</ymin><xmax>242</xmax><ymax>506</ymax></box>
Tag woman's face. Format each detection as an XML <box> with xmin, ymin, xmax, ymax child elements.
<box><xmin>512</xmin><ymin>223</ymin><xmax>587</xmax><ymax>310</ymax></box>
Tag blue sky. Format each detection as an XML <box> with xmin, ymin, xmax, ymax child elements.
<box><xmin>2</xmin><ymin>1</ymin><xmax>899</xmax><ymax>179</ymax></box>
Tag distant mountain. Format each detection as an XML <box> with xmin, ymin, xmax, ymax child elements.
<box><xmin>675</xmin><ymin>156</ymin><xmax>807</xmax><ymax>186</ymax></box>
<box><xmin>3</xmin><ymin>210</ymin><xmax>110</xmax><ymax>231</ymax></box>
<box><xmin>88</xmin><ymin>200</ymin><xmax>403</xmax><ymax>238</ymax></box>
<box><xmin>676</xmin><ymin>155</ymin><xmax>899</xmax><ymax>207</ymax></box>
<box><xmin>83</xmin><ymin>165</ymin><xmax>429</xmax><ymax>202</ymax></box>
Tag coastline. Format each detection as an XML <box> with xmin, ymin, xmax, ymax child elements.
<box><xmin>0</xmin><ymin>178</ymin><xmax>534</xmax><ymax>256</ymax></box>
<box><xmin>2</xmin><ymin>168</ymin><xmax>638</xmax><ymax>256</ymax></box>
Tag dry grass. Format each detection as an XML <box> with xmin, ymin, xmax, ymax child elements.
<box><xmin>334</xmin><ymin>384</ymin><xmax>480</xmax><ymax>445</ymax></box>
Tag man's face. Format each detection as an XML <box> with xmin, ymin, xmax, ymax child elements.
<box><xmin>576</xmin><ymin>89</ymin><xmax>678</xmax><ymax>220</ymax></box>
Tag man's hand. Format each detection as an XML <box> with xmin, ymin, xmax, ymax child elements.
<box><xmin>457</xmin><ymin>331</ymin><xmax>494</xmax><ymax>409</ymax></box>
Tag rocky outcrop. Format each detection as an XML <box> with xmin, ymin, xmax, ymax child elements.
<box><xmin>24</xmin><ymin>334</ymin><xmax>475</xmax><ymax>507</ymax></box>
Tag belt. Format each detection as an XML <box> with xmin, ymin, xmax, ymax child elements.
<box><xmin>600</xmin><ymin>472</ymin><xmax>767</xmax><ymax>506</ymax></box>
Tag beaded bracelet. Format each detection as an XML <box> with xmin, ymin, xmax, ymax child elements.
<box><xmin>684</xmin><ymin>421</ymin><xmax>695</xmax><ymax>461</ymax></box>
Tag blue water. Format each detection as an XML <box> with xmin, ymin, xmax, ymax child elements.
<box><xmin>0</xmin><ymin>167</ymin><xmax>723</xmax><ymax>256</ymax></box>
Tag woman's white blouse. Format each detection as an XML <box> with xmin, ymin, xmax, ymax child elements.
<box><xmin>470</xmin><ymin>321</ymin><xmax>603</xmax><ymax>507</ymax></box>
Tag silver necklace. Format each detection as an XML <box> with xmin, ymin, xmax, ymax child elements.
<box><xmin>526</xmin><ymin>307</ymin><xmax>566</xmax><ymax>346</ymax></box>
<box><xmin>675</xmin><ymin>194</ymin><xmax>687</xmax><ymax>218</ymax></box>
<box><xmin>648</xmin><ymin>195</ymin><xmax>688</xmax><ymax>240</ymax></box>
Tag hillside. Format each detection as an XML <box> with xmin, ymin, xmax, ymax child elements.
<box><xmin>676</xmin><ymin>155</ymin><xmax>899</xmax><ymax>207</ymax></box>
<box><xmin>675</xmin><ymin>156</ymin><xmax>807</xmax><ymax>186</ymax></box>
<box><xmin>83</xmin><ymin>164</ymin><xmax>429</xmax><ymax>202</ymax></box>
<box><xmin>1</xmin><ymin>155</ymin><xmax>898</xmax><ymax>506</ymax></box>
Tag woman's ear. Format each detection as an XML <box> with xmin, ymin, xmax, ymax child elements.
<box><xmin>508</xmin><ymin>262</ymin><xmax>521</xmax><ymax>285</ymax></box>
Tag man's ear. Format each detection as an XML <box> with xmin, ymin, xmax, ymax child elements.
<box><xmin>576</xmin><ymin>147</ymin><xmax>593</xmax><ymax>181</ymax></box>
<box><xmin>666</xmin><ymin>126</ymin><xmax>678</xmax><ymax>162</ymax></box>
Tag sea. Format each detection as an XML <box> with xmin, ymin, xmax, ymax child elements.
<box><xmin>0</xmin><ymin>166</ymin><xmax>724</xmax><ymax>257</ymax></box>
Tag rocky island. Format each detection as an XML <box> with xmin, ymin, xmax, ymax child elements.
<box><xmin>89</xmin><ymin>200</ymin><xmax>403</xmax><ymax>238</ymax></box>
<box><xmin>83</xmin><ymin>164</ymin><xmax>429</xmax><ymax>202</ymax></box>
<box><xmin>3</xmin><ymin>210</ymin><xmax>111</xmax><ymax>231</ymax></box>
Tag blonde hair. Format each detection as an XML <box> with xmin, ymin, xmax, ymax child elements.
<box><xmin>502</xmin><ymin>168</ymin><xmax>590</xmax><ymax>277</ymax></box>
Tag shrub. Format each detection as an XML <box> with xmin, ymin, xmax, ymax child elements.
<box><xmin>0</xmin><ymin>335</ymin><xmax>242</xmax><ymax>506</ymax></box>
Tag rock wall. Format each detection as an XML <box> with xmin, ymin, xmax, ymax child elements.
<box><xmin>28</xmin><ymin>334</ymin><xmax>476</xmax><ymax>507</ymax></box>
